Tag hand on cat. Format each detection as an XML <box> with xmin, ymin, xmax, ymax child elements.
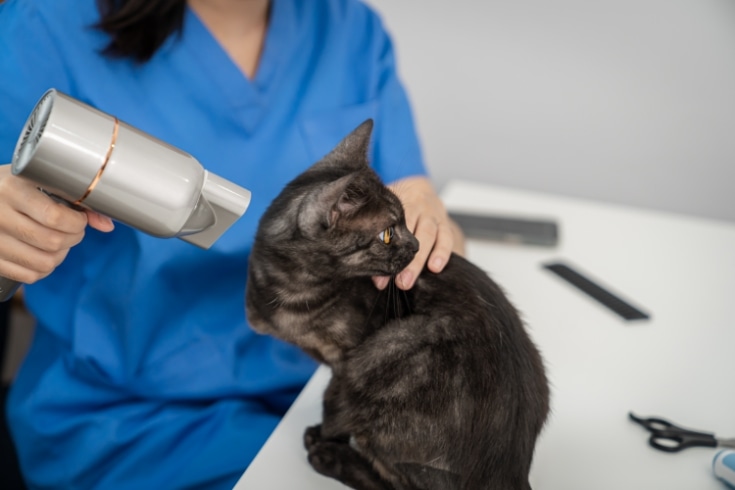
<box><xmin>374</xmin><ymin>176</ymin><xmax>465</xmax><ymax>290</ymax></box>
<box><xmin>0</xmin><ymin>163</ymin><xmax>114</xmax><ymax>285</ymax></box>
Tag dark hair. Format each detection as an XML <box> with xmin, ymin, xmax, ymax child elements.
<box><xmin>95</xmin><ymin>0</ymin><xmax>187</xmax><ymax>62</ymax></box>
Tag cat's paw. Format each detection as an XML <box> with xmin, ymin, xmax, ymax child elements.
<box><xmin>307</xmin><ymin>440</ymin><xmax>344</xmax><ymax>477</ymax></box>
<box><xmin>305</xmin><ymin>426</ymin><xmax>347</xmax><ymax>478</ymax></box>
<box><xmin>304</xmin><ymin>424</ymin><xmax>323</xmax><ymax>450</ymax></box>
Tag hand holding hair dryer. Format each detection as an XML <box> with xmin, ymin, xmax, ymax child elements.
<box><xmin>0</xmin><ymin>89</ymin><xmax>252</xmax><ymax>302</ymax></box>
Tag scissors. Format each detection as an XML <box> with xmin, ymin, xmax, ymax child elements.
<box><xmin>629</xmin><ymin>412</ymin><xmax>735</xmax><ymax>453</ymax></box>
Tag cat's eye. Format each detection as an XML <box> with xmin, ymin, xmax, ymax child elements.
<box><xmin>379</xmin><ymin>226</ymin><xmax>394</xmax><ymax>244</ymax></box>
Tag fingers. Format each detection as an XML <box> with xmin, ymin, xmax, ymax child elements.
<box><xmin>2</xmin><ymin>202</ymin><xmax>86</xmax><ymax>252</ymax></box>
<box><xmin>2</xmin><ymin>180</ymin><xmax>87</xmax><ymax>246</ymax></box>
<box><xmin>401</xmin><ymin>218</ymin><xmax>466</xmax><ymax>288</ymax></box>
<box><xmin>383</xmin><ymin>176</ymin><xmax>463</xmax><ymax>291</ymax></box>
<box><xmin>426</xmin><ymin>219</ymin><xmax>456</xmax><ymax>272</ymax></box>
<box><xmin>0</xmin><ymin>234</ymin><xmax>74</xmax><ymax>284</ymax></box>
<box><xmin>9</xmin><ymin>183</ymin><xmax>89</xmax><ymax>235</ymax></box>
<box><xmin>0</xmin><ymin>167</ymin><xmax>101</xmax><ymax>283</ymax></box>
<box><xmin>372</xmin><ymin>275</ymin><xmax>390</xmax><ymax>290</ymax></box>
<box><xmin>395</xmin><ymin>215</ymin><xmax>453</xmax><ymax>290</ymax></box>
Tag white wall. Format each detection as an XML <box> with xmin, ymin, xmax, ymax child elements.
<box><xmin>365</xmin><ymin>0</ymin><xmax>735</xmax><ymax>222</ymax></box>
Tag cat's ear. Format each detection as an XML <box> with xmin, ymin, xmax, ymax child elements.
<box><xmin>298</xmin><ymin>174</ymin><xmax>360</xmax><ymax>235</ymax></box>
<box><xmin>336</xmin><ymin>118</ymin><xmax>373</xmax><ymax>162</ymax></box>
<box><xmin>315</xmin><ymin>119</ymin><xmax>374</xmax><ymax>171</ymax></box>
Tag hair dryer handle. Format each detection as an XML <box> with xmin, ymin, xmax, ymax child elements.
<box><xmin>0</xmin><ymin>276</ymin><xmax>21</xmax><ymax>302</ymax></box>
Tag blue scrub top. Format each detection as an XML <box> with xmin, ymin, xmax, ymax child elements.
<box><xmin>0</xmin><ymin>0</ymin><xmax>426</xmax><ymax>488</ymax></box>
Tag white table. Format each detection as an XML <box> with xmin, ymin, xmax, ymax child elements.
<box><xmin>236</xmin><ymin>180</ymin><xmax>735</xmax><ymax>490</ymax></box>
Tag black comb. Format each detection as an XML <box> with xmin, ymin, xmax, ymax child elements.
<box><xmin>543</xmin><ymin>262</ymin><xmax>650</xmax><ymax>321</ymax></box>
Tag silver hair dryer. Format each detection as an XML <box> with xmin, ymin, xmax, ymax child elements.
<box><xmin>0</xmin><ymin>89</ymin><xmax>251</xmax><ymax>302</ymax></box>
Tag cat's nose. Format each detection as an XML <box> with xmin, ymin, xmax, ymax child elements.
<box><xmin>410</xmin><ymin>235</ymin><xmax>419</xmax><ymax>254</ymax></box>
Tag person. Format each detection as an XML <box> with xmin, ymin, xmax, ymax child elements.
<box><xmin>0</xmin><ymin>0</ymin><xmax>464</xmax><ymax>488</ymax></box>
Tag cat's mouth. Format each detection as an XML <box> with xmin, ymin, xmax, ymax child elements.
<box><xmin>364</xmin><ymin>267</ymin><xmax>402</xmax><ymax>277</ymax></box>
<box><xmin>386</xmin><ymin>255</ymin><xmax>416</xmax><ymax>275</ymax></box>
<box><xmin>363</xmin><ymin>258</ymin><xmax>413</xmax><ymax>277</ymax></box>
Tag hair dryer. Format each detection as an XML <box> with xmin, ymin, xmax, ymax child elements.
<box><xmin>0</xmin><ymin>89</ymin><xmax>252</xmax><ymax>302</ymax></box>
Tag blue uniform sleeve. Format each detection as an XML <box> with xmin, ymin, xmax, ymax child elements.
<box><xmin>0</xmin><ymin>0</ymin><xmax>73</xmax><ymax>162</ymax></box>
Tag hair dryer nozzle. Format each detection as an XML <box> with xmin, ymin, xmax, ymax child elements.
<box><xmin>178</xmin><ymin>172</ymin><xmax>251</xmax><ymax>249</ymax></box>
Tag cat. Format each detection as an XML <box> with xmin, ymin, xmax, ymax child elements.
<box><xmin>245</xmin><ymin>120</ymin><xmax>549</xmax><ymax>490</ymax></box>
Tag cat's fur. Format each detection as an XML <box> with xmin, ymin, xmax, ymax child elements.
<box><xmin>246</xmin><ymin>120</ymin><xmax>549</xmax><ymax>490</ymax></box>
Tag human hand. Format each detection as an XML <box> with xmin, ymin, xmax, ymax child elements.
<box><xmin>0</xmin><ymin>164</ymin><xmax>114</xmax><ymax>285</ymax></box>
<box><xmin>373</xmin><ymin>176</ymin><xmax>465</xmax><ymax>290</ymax></box>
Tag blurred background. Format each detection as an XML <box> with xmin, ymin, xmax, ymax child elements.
<box><xmin>365</xmin><ymin>0</ymin><xmax>735</xmax><ymax>222</ymax></box>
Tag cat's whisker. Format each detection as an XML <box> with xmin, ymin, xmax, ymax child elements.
<box><xmin>400</xmin><ymin>287</ymin><xmax>412</xmax><ymax>315</ymax></box>
<box><xmin>475</xmin><ymin>293</ymin><xmax>498</xmax><ymax>311</ymax></box>
<box><xmin>391</xmin><ymin>277</ymin><xmax>401</xmax><ymax>319</ymax></box>
<box><xmin>364</xmin><ymin>279</ymin><xmax>387</xmax><ymax>330</ymax></box>
<box><xmin>266</xmin><ymin>294</ymin><xmax>282</xmax><ymax>307</ymax></box>
<box><xmin>393</xmin><ymin>279</ymin><xmax>402</xmax><ymax>317</ymax></box>
<box><xmin>382</xmin><ymin>278</ymin><xmax>392</xmax><ymax>324</ymax></box>
<box><xmin>425</xmin><ymin>455</ymin><xmax>443</xmax><ymax>466</ymax></box>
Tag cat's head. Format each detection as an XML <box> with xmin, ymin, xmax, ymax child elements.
<box><xmin>257</xmin><ymin>119</ymin><xmax>419</xmax><ymax>279</ymax></box>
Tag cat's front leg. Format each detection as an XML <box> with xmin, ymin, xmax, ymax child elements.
<box><xmin>303</xmin><ymin>425</ymin><xmax>396</xmax><ymax>490</ymax></box>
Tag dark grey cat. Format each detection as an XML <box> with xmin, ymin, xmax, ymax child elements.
<box><xmin>246</xmin><ymin>120</ymin><xmax>549</xmax><ymax>490</ymax></box>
